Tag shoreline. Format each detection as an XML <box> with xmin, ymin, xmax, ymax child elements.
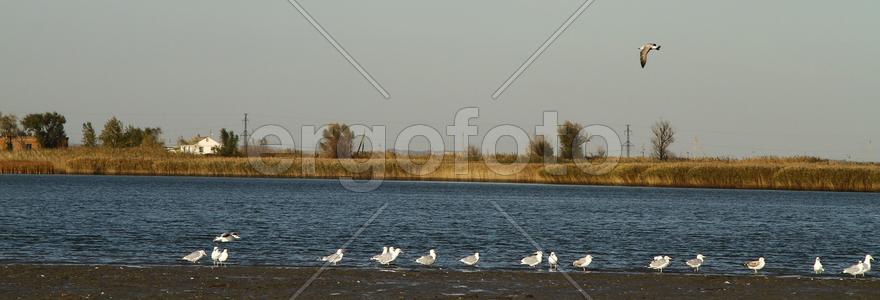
<box><xmin>2</xmin><ymin>264</ymin><xmax>878</xmax><ymax>299</ymax></box>
<box><xmin>1</xmin><ymin>170</ymin><xmax>879</xmax><ymax>194</ymax></box>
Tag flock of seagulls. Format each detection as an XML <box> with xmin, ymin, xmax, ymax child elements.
<box><xmin>181</xmin><ymin>232</ymin><xmax>239</xmax><ymax>268</ymax></box>
<box><xmin>180</xmin><ymin>234</ymin><xmax>875</xmax><ymax>277</ymax></box>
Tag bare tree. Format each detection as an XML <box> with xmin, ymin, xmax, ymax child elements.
<box><xmin>528</xmin><ymin>136</ymin><xmax>554</xmax><ymax>160</ymax></box>
<box><xmin>467</xmin><ymin>144</ymin><xmax>481</xmax><ymax>161</ymax></box>
<box><xmin>320</xmin><ymin>123</ymin><xmax>354</xmax><ymax>158</ymax></box>
<box><xmin>651</xmin><ymin>119</ymin><xmax>675</xmax><ymax>161</ymax></box>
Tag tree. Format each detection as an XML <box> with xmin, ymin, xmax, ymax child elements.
<box><xmin>557</xmin><ymin>121</ymin><xmax>587</xmax><ymax>160</ymax></box>
<box><xmin>467</xmin><ymin>144</ymin><xmax>481</xmax><ymax>161</ymax></box>
<box><xmin>651</xmin><ymin>119</ymin><xmax>675</xmax><ymax>161</ymax></box>
<box><xmin>215</xmin><ymin>128</ymin><xmax>240</xmax><ymax>156</ymax></box>
<box><xmin>21</xmin><ymin>112</ymin><xmax>68</xmax><ymax>148</ymax></box>
<box><xmin>528</xmin><ymin>136</ymin><xmax>554</xmax><ymax>160</ymax></box>
<box><xmin>82</xmin><ymin>122</ymin><xmax>97</xmax><ymax>147</ymax></box>
<box><xmin>319</xmin><ymin>123</ymin><xmax>354</xmax><ymax>158</ymax></box>
<box><xmin>0</xmin><ymin>112</ymin><xmax>22</xmax><ymax>140</ymax></box>
<box><xmin>99</xmin><ymin>117</ymin><xmax>125</xmax><ymax>148</ymax></box>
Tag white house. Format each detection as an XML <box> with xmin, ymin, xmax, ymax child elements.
<box><xmin>177</xmin><ymin>136</ymin><xmax>222</xmax><ymax>155</ymax></box>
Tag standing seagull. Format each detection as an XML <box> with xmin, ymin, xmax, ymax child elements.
<box><xmin>415</xmin><ymin>249</ymin><xmax>437</xmax><ymax>266</ymax></box>
<box><xmin>548</xmin><ymin>252</ymin><xmax>559</xmax><ymax>271</ymax></box>
<box><xmin>521</xmin><ymin>251</ymin><xmax>543</xmax><ymax>268</ymax></box>
<box><xmin>460</xmin><ymin>252</ymin><xmax>480</xmax><ymax>267</ymax></box>
<box><xmin>744</xmin><ymin>257</ymin><xmax>765</xmax><ymax>274</ymax></box>
<box><xmin>377</xmin><ymin>247</ymin><xmax>402</xmax><ymax>266</ymax></box>
<box><xmin>649</xmin><ymin>256</ymin><xmax>672</xmax><ymax>273</ymax></box>
<box><xmin>813</xmin><ymin>257</ymin><xmax>824</xmax><ymax>274</ymax></box>
<box><xmin>213</xmin><ymin>232</ymin><xmax>241</xmax><ymax>243</ymax></box>
<box><xmin>573</xmin><ymin>255</ymin><xmax>594</xmax><ymax>272</ymax></box>
<box><xmin>182</xmin><ymin>250</ymin><xmax>207</xmax><ymax>264</ymax></box>
<box><xmin>218</xmin><ymin>249</ymin><xmax>229</xmax><ymax>267</ymax></box>
<box><xmin>210</xmin><ymin>247</ymin><xmax>221</xmax><ymax>267</ymax></box>
<box><xmin>686</xmin><ymin>254</ymin><xmax>705</xmax><ymax>272</ymax></box>
<box><xmin>371</xmin><ymin>246</ymin><xmax>389</xmax><ymax>261</ymax></box>
<box><xmin>639</xmin><ymin>43</ymin><xmax>661</xmax><ymax>68</ymax></box>
<box><xmin>320</xmin><ymin>249</ymin><xmax>344</xmax><ymax>265</ymax></box>
<box><xmin>843</xmin><ymin>260</ymin><xmax>866</xmax><ymax>277</ymax></box>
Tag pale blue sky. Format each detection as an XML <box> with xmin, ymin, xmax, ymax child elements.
<box><xmin>1</xmin><ymin>1</ymin><xmax>878</xmax><ymax>160</ymax></box>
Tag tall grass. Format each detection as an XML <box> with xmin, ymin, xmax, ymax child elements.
<box><xmin>1</xmin><ymin>148</ymin><xmax>877</xmax><ymax>192</ymax></box>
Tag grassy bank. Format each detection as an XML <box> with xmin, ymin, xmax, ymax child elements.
<box><xmin>1</xmin><ymin>147</ymin><xmax>879</xmax><ymax>192</ymax></box>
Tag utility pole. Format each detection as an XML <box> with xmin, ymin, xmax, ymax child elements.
<box><xmin>624</xmin><ymin>124</ymin><xmax>633</xmax><ymax>158</ymax></box>
<box><xmin>242</xmin><ymin>113</ymin><xmax>249</xmax><ymax>155</ymax></box>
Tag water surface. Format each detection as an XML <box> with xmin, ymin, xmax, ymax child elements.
<box><xmin>0</xmin><ymin>174</ymin><xmax>877</xmax><ymax>276</ymax></box>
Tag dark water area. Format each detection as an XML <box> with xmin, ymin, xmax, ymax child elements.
<box><xmin>0</xmin><ymin>174</ymin><xmax>877</xmax><ymax>276</ymax></box>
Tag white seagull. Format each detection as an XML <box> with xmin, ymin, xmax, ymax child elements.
<box><xmin>218</xmin><ymin>249</ymin><xmax>229</xmax><ymax>267</ymax></box>
<box><xmin>649</xmin><ymin>256</ymin><xmax>672</xmax><ymax>273</ymax></box>
<box><xmin>460</xmin><ymin>252</ymin><xmax>480</xmax><ymax>266</ymax></box>
<box><xmin>210</xmin><ymin>247</ymin><xmax>221</xmax><ymax>267</ymax></box>
<box><xmin>213</xmin><ymin>232</ymin><xmax>241</xmax><ymax>243</ymax></box>
<box><xmin>572</xmin><ymin>255</ymin><xmax>594</xmax><ymax>272</ymax></box>
<box><xmin>548</xmin><ymin>252</ymin><xmax>559</xmax><ymax>271</ymax></box>
<box><xmin>813</xmin><ymin>257</ymin><xmax>824</xmax><ymax>274</ymax></box>
<box><xmin>182</xmin><ymin>250</ymin><xmax>206</xmax><ymax>264</ymax></box>
<box><xmin>320</xmin><ymin>249</ymin><xmax>344</xmax><ymax>265</ymax></box>
<box><xmin>862</xmin><ymin>255</ymin><xmax>874</xmax><ymax>275</ymax></box>
<box><xmin>686</xmin><ymin>254</ymin><xmax>705</xmax><ymax>272</ymax></box>
<box><xmin>415</xmin><ymin>249</ymin><xmax>437</xmax><ymax>266</ymax></box>
<box><xmin>371</xmin><ymin>246</ymin><xmax>389</xmax><ymax>261</ymax></box>
<box><xmin>521</xmin><ymin>251</ymin><xmax>543</xmax><ymax>268</ymax></box>
<box><xmin>639</xmin><ymin>43</ymin><xmax>661</xmax><ymax>68</ymax></box>
<box><xmin>744</xmin><ymin>257</ymin><xmax>765</xmax><ymax>274</ymax></box>
<box><xmin>377</xmin><ymin>247</ymin><xmax>402</xmax><ymax>266</ymax></box>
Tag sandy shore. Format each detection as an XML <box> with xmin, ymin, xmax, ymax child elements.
<box><xmin>1</xmin><ymin>265</ymin><xmax>879</xmax><ymax>299</ymax></box>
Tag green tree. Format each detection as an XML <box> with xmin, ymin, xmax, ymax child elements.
<box><xmin>651</xmin><ymin>119</ymin><xmax>675</xmax><ymax>161</ymax></box>
<box><xmin>81</xmin><ymin>122</ymin><xmax>97</xmax><ymax>147</ymax></box>
<box><xmin>0</xmin><ymin>112</ymin><xmax>22</xmax><ymax>140</ymax></box>
<box><xmin>528</xmin><ymin>136</ymin><xmax>554</xmax><ymax>160</ymax></box>
<box><xmin>99</xmin><ymin>117</ymin><xmax>125</xmax><ymax>148</ymax></box>
<box><xmin>21</xmin><ymin>112</ymin><xmax>68</xmax><ymax>148</ymax></box>
<box><xmin>320</xmin><ymin>123</ymin><xmax>353</xmax><ymax>158</ymax></box>
<box><xmin>557</xmin><ymin>121</ymin><xmax>586</xmax><ymax>160</ymax></box>
<box><xmin>215</xmin><ymin>128</ymin><xmax>240</xmax><ymax>156</ymax></box>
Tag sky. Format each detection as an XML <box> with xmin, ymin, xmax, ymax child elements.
<box><xmin>1</xmin><ymin>0</ymin><xmax>878</xmax><ymax>160</ymax></box>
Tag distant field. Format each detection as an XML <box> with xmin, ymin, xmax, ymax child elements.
<box><xmin>1</xmin><ymin>147</ymin><xmax>878</xmax><ymax>192</ymax></box>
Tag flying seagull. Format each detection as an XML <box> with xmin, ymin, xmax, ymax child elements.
<box><xmin>813</xmin><ymin>257</ymin><xmax>824</xmax><ymax>274</ymax></box>
<box><xmin>415</xmin><ymin>249</ymin><xmax>437</xmax><ymax>266</ymax></box>
<box><xmin>181</xmin><ymin>250</ymin><xmax>206</xmax><ymax>263</ymax></box>
<box><xmin>639</xmin><ymin>43</ymin><xmax>661</xmax><ymax>68</ymax></box>
<box><xmin>320</xmin><ymin>249</ymin><xmax>344</xmax><ymax>265</ymax></box>
<box><xmin>686</xmin><ymin>254</ymin><xmax>705</xmax><ymax>272</ymax></box>
<box><xmin>572</xmin><ymin>255</ymin><xmax>593</xmax><ymax>272</ymax></box>
<box><xmin>744</xmin><ymin>257</ymin><xmax>765</xmax><ymax>274</ymax></box>
<box><xmin>460</xmin><ymin>252</ymin><xmax>480</xmax><ymax>266</ymax></box>
<box><xmin>213</xmin><ymin>232</ymin><xmax>241</xmax><ymax>243</ymax></box>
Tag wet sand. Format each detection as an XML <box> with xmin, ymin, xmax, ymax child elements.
<box><xmin>1</xmin><ymin>264</ymin><xmax>878</xmax><ymax>299</ymax></box>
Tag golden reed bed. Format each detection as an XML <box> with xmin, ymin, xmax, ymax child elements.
<box><xmin>1</xmin><ymin>148</ymin><xmax>878</xmax><ymax>192</ymax></box>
